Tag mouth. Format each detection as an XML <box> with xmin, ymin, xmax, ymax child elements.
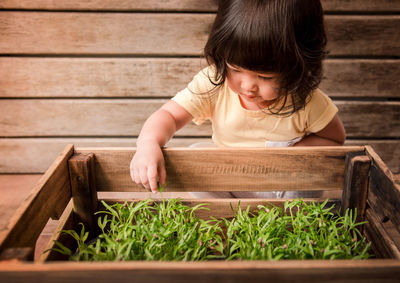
<box><xmin>241</xmin><ymin>93</ymin><xmax>257</xmax><ymax>99</ymax></box>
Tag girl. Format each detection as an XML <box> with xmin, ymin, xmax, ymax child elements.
<box><xmin>130</xmin><ymin>0</ymin><xmax>346</xmax><ymax>196</ymax></box>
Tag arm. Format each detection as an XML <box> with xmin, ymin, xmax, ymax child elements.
<box><xmin>293</xmin><ymin>113</ymin><xmax>346</xmax><ymax>146</ymax></box>
<box><xmin>130</xmin><ymin>100</ymin><xmax>193</xmax><ymax>193</ymax></box>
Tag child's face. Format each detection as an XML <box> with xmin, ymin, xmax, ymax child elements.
<box><xmin>226</xmin><ymin>63</ymin><xmax>280</xmax><ymax>110</ymax></box>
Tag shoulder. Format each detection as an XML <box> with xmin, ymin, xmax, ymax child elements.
<box><xmin>304</xmin><ymin>88</ymin><xmax>339</xmax><ymax>132</ymax></box>
<box><xmin>188</xmin><ymin>65</ymin><xmax>219</xmax><ymax>93</ymax></box>
<box><xmin>306</xmin><ymin>89</ymin><xmax>335</xmax><ymax>108</ymax></box>
<box><xmin>171</xmin><ymin>65</ymin><xmax>220</xmax><ymax>125</ymax></box>
<box><xmin>174</xmin><ymin>65</ymin><xmax>222</xmax><ymax>104</ymax></box>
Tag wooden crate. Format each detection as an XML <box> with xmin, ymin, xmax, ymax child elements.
<box><xmin>0</xmin><ymin>144</ymin><xmax>399</xmax><ymax>282</ymax></box>
<box><xmin>1</xmin><ymin>0</ymin><xmax>399</xmax><ymax>175</ymax></box>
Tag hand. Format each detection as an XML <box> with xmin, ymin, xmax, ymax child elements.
<box><xmin>130</xmin><ymin>140</ymin><xmax>166</xmax><ymax>194</ymax></box>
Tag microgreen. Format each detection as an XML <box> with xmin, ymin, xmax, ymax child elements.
<box><xmin>157</xmin><ymin>182</ymin><xmax>166</xmax><ymax>193</ymax></box>
<box><xmin>49</xmin><ymin>198</ymin><xmax>372</xmax><ymax>261</ymax></box>
<box><xmin>223</xmin><ymin>199</ymin><xmax>371</xmax><ymax>260</ymax></box>
<box><xmin>51</xmin><ymin>199</ymin><xmax>224</xmax><ymax>261</ymax></box>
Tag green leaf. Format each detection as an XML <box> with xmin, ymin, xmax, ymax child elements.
<box><xmin>46</xmin><ymin>240</ymin><xmax>73</xmax><ymax>256</ymax></box>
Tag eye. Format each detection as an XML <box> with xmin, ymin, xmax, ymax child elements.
<box><xmin>258</xmin><ymin>75</ymin><xmax>273</xmax><ymax>81</ymax></box>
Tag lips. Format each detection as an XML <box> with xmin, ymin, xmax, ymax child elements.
<box><xmin>242</xmin><ymin>93</ymin><xmax>256</xmax><ymax>99</ymax></box>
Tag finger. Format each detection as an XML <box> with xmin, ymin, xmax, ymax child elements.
<box><xmin>139</xmin><ymin>167</ymin><xmax>150</xmax><ymax>191</ymax></box>
<box><xmin>158</xmin><ymin>162</ymin><xmax>167</xmax><ymax>187</ymax></box>
<box><xmin>133</xmin><ymin>167</ymin><xmax>142</xmax><ymax>185</ymax></box>
<box><xmin>129</xmin><ymin>159</ymin><xmax>136</xmax><ymax>183</ymax></box>
<box><xmin>147</xmin><ymin>165</ymin><xmax>158</xmax><ymax>194</ymax></box>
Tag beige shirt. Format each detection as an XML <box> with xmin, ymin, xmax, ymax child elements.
<box><xmin>172</xmin><ymin>66</ymin><xmax>338</xmax><ymax>148</ymax></box>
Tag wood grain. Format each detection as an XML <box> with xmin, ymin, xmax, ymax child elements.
<box><xmin>0</xmin><ymin>247</ymin><xmax>33</xmax><ymax>261</ymax></box>
<box><xmin>0</xmin><ymin>0</ymin><xmax>219</xmax><ymax>11</ymax></box>
<box><xmin>0</xmin><ymin>174</ymin><xmax>42</xmax><ymax>231</ymax></box>
<box><xmin>68</xmin><ymin>153</ymin><xmax>98</xmax><ymax>234</ymax></box>
<box><xmin>0</xmin><ymin>12</ymin><xmax>213</xmax><ymax>56</ymax></box>
<box><xmin>0</xmin><ymin>57</ymin><xmax>203</xmax><ymax>98</ymax></box>
<box><xmin>39</xmin><ymin>201</ymin><xmax>76</xmax><ymax>262</ymax></box>
<box><xmin>364</xmin><ymin>208</ymin><xmax>400</xmax><ymax>259</ymax></box>
<box><xmin>1</xmin><ymin>99</ymin><xmax>399</xmax><ymax>138</ymax></box>
<box><xmin>0</xmin><ymin>144</ymin><xmax>73</xmax><ymax>254</ymax></box>
<box><xmin>366</xmin><ymin>146</ymin><xmax>400</xmax><ymax>232</ymax></box>
<box><xmin>325</xmin><ymin>15</ymin><xmax>400</xmax><ymax>57</ymax></box>
<box><xmin>0</xmin><ymin>260</ymin><xmax>399</xmax><ymax>282</ymax></box>
<box><xmin>0</xmin><ymin>138</ymin><xmax>399</xmax><ymax>174</ymax></box>
<box><xmin>0</xmin><ymin>13</ymin><xmax>399</xmax><ymax>56</ymax></box>
<box><xmin>320</xmin><ymin>59</ymin><xmax>400</xmax><ymax>98</ymax></box>
<box><xmin>341</xmin><ymin>154</ymin><xmax>371</xmax><ymax>222</ymax></box>
<box><xmin>1</xmin><ymin>58</ymin><xmax>398</xmax><ymax>98</ymax></box>
<box><xmin>1</xmin><ymin>0</ymin><xmax>399</xmax><ymax>12</ymax></box>
<box><xmin>75</xmin><ymin>147</ymin><xmax>363</xmax><ymax>192</ymax></box>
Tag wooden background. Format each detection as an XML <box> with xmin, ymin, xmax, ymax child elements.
<box><xmin>0</xmin><ymin>0</ymin><xmax>399</xmax><ymax>174</ymax></box>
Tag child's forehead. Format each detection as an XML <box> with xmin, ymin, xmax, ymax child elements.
<box><xmin>226</xmin><ymin>62</ymin><xmax>278</xmax><ymax>76</ymax></box>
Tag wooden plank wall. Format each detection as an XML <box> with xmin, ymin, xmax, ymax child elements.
<box><xmin>0</xmin><ymin>0</ymin><xmax>399</xmax><ymax>174</ymax></box>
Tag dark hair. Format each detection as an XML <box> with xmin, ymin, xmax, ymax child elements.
<box><xmin>204</xmin><ymin>0</ymin><xmax>327</xmax><ymax>115</ymax></box>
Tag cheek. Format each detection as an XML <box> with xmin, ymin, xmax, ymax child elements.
<box><xmin>226</xmin><ymin>73</ymin><xmax>239</xmax><ymax>90</ymax></box>
<box><xmin>260</xmin><ymin>85</ymin><xmax>280</xmax><ymax>99</ymax></box>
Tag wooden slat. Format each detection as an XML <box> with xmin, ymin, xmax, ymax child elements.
<box><xmin>0</xmin><ymin>12</ymin><xmax>212</xmax><ymax>56</ymax></box>
<box><xmin>0</xmin><ymin>144</ymin><xmax>73</xmax><ymax>253</ymax></box>
<box><xmin>338</xmin><ymin>101</ymin><xmax>400</xmax><ymax>138</ymax></box>
<box><xmin>0</xmin><ymin>260</ymin><xmax>400</xmax><ymax>282</ymax></box>
<box><xmin>0</xmin><ymin>174</ymin><xmax>42</xmax><ymax>232</ymax></box>
<box><xmin>0</xmin><ymin>247</ymin><xmax>33</xmax><ymax>261</ymax></box>
<box><xmin>0</xmin><ymin>0</ymin><xmax>218</xmax><ymax>12</ymax></box>
<box><xmin>366</xmin><ymin>146</ymin><xmax>400</xmax><ymax>231</ymax></box>
<box><xmin>68</xmin><ymin>153</ymin><xmax>98</xmax><ymax>234</ymax></box>
<box><xmin>326</xmin><ymin>15</ymin><xmax>400</xmax><ymax>57</ymax></box>
<box><xmin>0</xmin><ymin>57</ymin><xmax>203</xmax><ymax>98</ymax></box>
<box><xmin>341</xmin><ymin>154</ymin><xmax>371</xmax><ymax>222</ymax></box>
<box><xmin>0</xmin><ymin>0</ymin><xmax>399</xmax><ymax>12</ymax></box>
<box><xmin>322</xmin><ymin>0</ymin><xmax>400</xmax><ymax>12</ymax></box>
<box><xmin>39</xmin><ymin>200</ymin><xmax>76</xmax><ymax>262</ymax></box>
<box><xmin>0</xmin><ymin>138</ymin><xmax>399</xmax><ymax>175</ymax></box>
<box><xmin>76</xmin><ymin>147</ymin><xmax>363</xmax><ymax>192</ymax></box>
<box><xmin>364</xmin><ymin>209</ymin><xmax>400</xmax><ymax>259</ymax></box>
<box><xmin>1</xmin><ymin>99</ymin><xmax>399</xmax><ymax>138</ymax></box>
<box><xmin>0</xmin><ymin>13</ymin><xmax>399</xmax><ymax>56</ymax></box>
<box><xmin>0</xmin><ymin>99</ymin><xmax>178</xmax><ymax>136</ymax></box>
<box><xmin>345</xmin><ymin>140</ymin><xmax>400</xmax><ymax>175</ymax></box>
<box><xmin>1</xmin><ymin>58</ymin><xmax>398</xmax><ymax>98</ymax></box>
<box><xmin>320</xmin><ymin>59</ymin><xmax>400</xmax><ymax>98</ymax></box>
<box><xmin>0</xmin><ymin>137</ymin><xmax>215</xmax><ymax>173</ymax></box>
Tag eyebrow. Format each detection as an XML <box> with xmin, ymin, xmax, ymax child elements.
<box><xmin>227</xmin><ymin>63</ymin><xmax>276</xmax><ymax>77</ymax></box>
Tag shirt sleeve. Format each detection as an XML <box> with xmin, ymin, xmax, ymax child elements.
<box><xmin>171</xmin><ymin>66</ymin><xmax>217</xmax><ymax>125</ymax></box>
<box><xmin>305</xmin><ymin>89</ymin><xmax>338</xmax><ymax>133</ymax></box>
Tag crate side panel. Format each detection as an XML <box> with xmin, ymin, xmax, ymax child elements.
<box><xmin>0</xmin><ymin>145</ymin><xmax>73</xmax><ymax>253</ymax></box>
<box><xmin>364</xmin><ymin>208</ymin><xmax>400</xmax><ymax>259</ymax></box>
<box><xmin>366</xmin><ymin>146</ymin><xmax>400</xmax><ymax>232</ymax></box>
<box><xmin>75</xmin><ymin>147</ymin><xmax>364</xmax><ymax>192</ymax></box>
<box><xmin>0</xmin><ymin>138</ymin><xmax>399</xmax><ymax>175</ymax></box>
<box><xmin>0</xmin><ymin>260</ymin><xmax>400</xmax><ymax>282</ymax></box>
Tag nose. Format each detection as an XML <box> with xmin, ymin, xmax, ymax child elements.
<box><xmin>240</xmin><ymin>75</ymin><xmax>258</xmax><ymax>92</ymax></box>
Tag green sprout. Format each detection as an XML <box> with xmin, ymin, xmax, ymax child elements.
<box><xmin>49</xmin><ymin>198</ymin><xmax>372</xmax><ymax>261</ymax></box>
